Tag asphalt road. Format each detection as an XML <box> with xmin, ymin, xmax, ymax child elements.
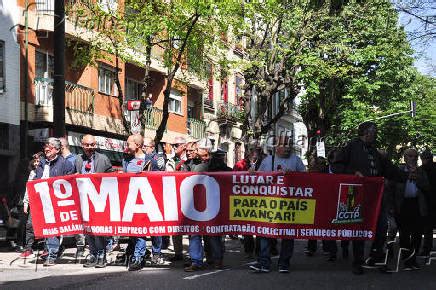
<box><xmin>1</xmin><ymin>238</ymin><xmax>436</xmax><ymax>290</ymax></box>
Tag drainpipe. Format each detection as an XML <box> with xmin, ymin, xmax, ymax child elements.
<box><xmin>53</xmin><ymin>0</ymin><xmax>65</xmax><ymax>137</ymax></box>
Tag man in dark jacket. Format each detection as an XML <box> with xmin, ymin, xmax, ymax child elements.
<box><xmin>389</xmin><ymin>148</ymin><xmax>430</xmax><ymax>270</ymax></box>
<box><xmin>75</xmin><ymin>134</ymin><xmax>112</xmax><ymax>268</ymax></box>
<box><xmin>35</xmin><ymin>137</ymin><xmax>75</xmax><ymax>266</ymax></box>
<box><xmin>419</xmin><ymin>149</ymin><xmax>435</xmax><ymax>256</ymax></box>
<box><xmin>332</xmin><ymin>122</ymin><xmax>410</xmax><ymax>275</ymax></box>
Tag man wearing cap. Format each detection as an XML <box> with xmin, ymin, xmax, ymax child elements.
<box><xmin>34</xmin><ymin>137</ymin><xmax>75</xmax><ymax>266</ymax></box>
<box><xmin>332</xmin><ymin>121</ymin><xmax>412</xmax><ymax>275</ymax></box>
<box><xmin>75</xmin><ymin>134</ymin><xmax>113</xmax><ymax>268</ymax></box>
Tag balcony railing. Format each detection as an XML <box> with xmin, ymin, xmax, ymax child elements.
<box><xmin>216</xmin><ymin>101</ymin><xmax>245</xmax><ymax>124</ymax></box>
<box><xmin>204</xmin><ymin>98</ymin><xmax>214</xmax><ymax>111</ymax></box>
<box><xmin>36</xmin><ymin>0</ymin><xmax>54</xmax><ymax>13</ymax></box>
<box><xmin>143</xmin><ymin>107</ymin><xmax>163</xmax><ymax>130</ymax></box>
<box><xmin>187</xmin><ymin>118</ymin><xmax>206</xmax><ymax>140</ymax></box>
<box><xmin>34</xmin><ymin>77</ymin><xmax>95</xmax><ymax>113</ymax></box>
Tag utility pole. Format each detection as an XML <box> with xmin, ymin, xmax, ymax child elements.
<box><xmin>53</xmin><ymin>0</ymin><xmax>65</xmax><ymax>137</ymax></box>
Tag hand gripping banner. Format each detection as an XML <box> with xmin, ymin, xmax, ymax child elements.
<box><xmin>26</xmin><ymin>171</ymin><xmax>384</xmax><ymax>240</ymax></box>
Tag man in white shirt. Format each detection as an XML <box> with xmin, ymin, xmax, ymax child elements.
<box><xmin>250</xmin><ymin>138</ymin><xmax>306</xmax><ymax>274</ymax></box>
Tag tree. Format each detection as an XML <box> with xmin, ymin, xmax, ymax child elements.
<box><xmin>68</xmin><ymin>0</ymin><xmax>240</xmax><ymax>144</ymax></box>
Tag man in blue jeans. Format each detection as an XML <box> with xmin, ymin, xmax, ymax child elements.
<box><xmin>123</xmin><ymin>134</ymin><xmax>163</xmax><ymax>271</ymax></box>
<box><xmin>249</xmin><ymin>138</ymin><xmax>306</xmax><ymax>273</ymax></box>
<box><xmin>184</xmin><ymin>139</ymin><xmax>225</xmax><ymax>272</ymax></box>
<box><xmin>34</xmin><ymin>138</ymin><xmax>75</xmax><ymax>266</ymax></box>
<box><xmin>75</xmin><ymin>134</ymin><xmax>113</xmax><ymax>268</ymax></box>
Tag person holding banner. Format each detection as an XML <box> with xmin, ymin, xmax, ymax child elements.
<box><xmin>332</xmin><ymin>121</ymin><xmax>412</xmax><ymax>275</ymax></box>
<box><xmin>165</xmin><ymin>136</ymin><xmax>187</xmax><ymax>262</ymax></box>
<box><xmin>123</xmin><ymin>135</ymin><xmax>163</xmax><ymax>271</ymax></box>
<box><xmin>185</xmin><ymin>139</ymin><xmax>227</xmax><ymax>271</ymax></box>
<box><xmin>234</xmin><ymin>148</ymin><xmax>262</xmax><ymax>258</ymax></box>
<box><xmin>75</xmin><ymin>134</ymin><xmax>113</xmax><ymax>268</ymax></box>
<box><xmin>34</xmin><ymin>138</ymin><xmax>75</xmax><ymax>266</ymax></box>
<box><xmin>19</xmin><ymin>152</ymin><xmax>43</xmax><ymax>259</ymax></box>
<box><xmin>249</xmin><ymin>138</ymin><xmax>306</xmax><ymax>274</ymax></box>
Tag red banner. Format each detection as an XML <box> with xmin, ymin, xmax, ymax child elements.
<box><xmin>26</xmin><ymin>172</ymin><xmax>384</xmax><ymax>240</ymax></box>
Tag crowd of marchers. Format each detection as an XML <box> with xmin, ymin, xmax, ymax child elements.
<box><xmin>6</xmin><ymin>121</ymin><xmax>436</xmax><ymax>275</ymax></box>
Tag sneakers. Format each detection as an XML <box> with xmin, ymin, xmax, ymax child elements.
<box><xmin>128</xmin><ymin>259</ymin><xmax>142</xmax><ymax>271</ymax></box>
<box><xmin>151</xmin><ymin>254</ymin><xmax>164</xmax><ymax>265</ymax></box>
<box><xmin>249</xmin><ymin>263</ymin><xmax>270</xmax><ymax>273</ymax></box>
<box><xmin>83</xmin><ymin>255</ymin><xmax>97</xmax><ymax>268</ymax></box>
<box><xmin>278</xmin><ymin>266</ymin><xmax>289</xmax><ymax>273</ymax></box>
<box><xmin>43</xmin><ymin>259</ymin><xmax>56</xmax><ymax>267</ymax></box>
<box><xmin>19</xmin><ymin>250</ymin><xmax>35</xmax><ymax>259</ymax></box>
<box><xmin>95</xmin><ymin>256</ymin><xmax>107</xmax><ymax>268</ymax></box>
<box><xmin>184</xmin><ymin>264</ymin><xmax>204</xmax><ymax>272</ymax></box>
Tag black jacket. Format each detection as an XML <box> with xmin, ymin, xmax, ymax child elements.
<box><xmin>35</xmin><ymin>155</ymin><xmax>75</xmax><ymax>179</ymax></box>
<box><xmin>332</xmin><ymin>138</ymin><xmax>405</xmax><ymax>182</ymax></box>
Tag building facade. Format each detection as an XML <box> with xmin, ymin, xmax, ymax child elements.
<box><xmin>0</xmin><ymin>1</ymin><xmax>21</xmax><ymax>196</ymax></box>
<box><xmin>15</xmin><ymin>0</ymin><xmax>244</xmax><ymax>168</ymax></box>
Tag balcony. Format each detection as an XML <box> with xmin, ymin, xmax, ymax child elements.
<box><xmin>187</xmin><ymin>118</ymin><xmax>206</xmax><ymax>140</ymax></box>
<box><xmin>34</xmin><ymin>77</ymin><xmax>95</xmax><ymax>113</ymax></box>
<box><xmin>36</xmin><ymin>0</ymin><xmax>54</xmax><ymax>13</ymax></box>
<box><xmin>143</xmin><ymin>107</ymin><xmax>163</xmax><ymax>130</ymax></box>
<box><xmin>204</xmin><ymin>98</ymin><xmax>214</xmax><ymax>112</ymax></box>
<box><xmin>216</xmin><ymin>101</ymin><xmax>245</xmax><ymax>125</ymax></box>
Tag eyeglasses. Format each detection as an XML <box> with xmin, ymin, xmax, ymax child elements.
<box><xmin>186</xmin><ymin>149</ymin><xmax>196</xmax><ymax>152</ymax></box>
<box><xmin>173</xmin><ymin>143</ymin><xmax>184</xmax><ymax>148</ymax></box>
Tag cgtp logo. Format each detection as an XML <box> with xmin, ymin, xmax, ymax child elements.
<box><xmin>332</xmin><ymin>183</ymin><xmax>363</xmax><ymax>224</ymax></box>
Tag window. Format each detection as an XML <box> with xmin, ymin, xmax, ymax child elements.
<box><xmin>125</xmin><ymin>78</ymin><xmax>142</xmax><ymax>100</ymax></box>
<box><xmin>0</xmin><ymin>41</ymin><xmax>4</xmax><ymax>93</ymax></box>
<box><xmin>99</xmin><ymin>0</ymin><xmax>118</xmax><ymax>13</ymax></box>
<box><xmin>98</xmin><ymin>65</ymin><xmax>115</xmax><ymax>95</ymax></box>
<box><xmin>168</xmin><ymin>89</ymin><xmax>182</xmax><ymax>114</ymax></box>
<box><xmin>35</xmin><ymin>50</ymin><xmax>54</xmax><ymax>79</ymax></box>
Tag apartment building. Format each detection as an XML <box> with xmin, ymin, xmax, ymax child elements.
<box><xmin>16</xmin><ymin>0</ymin><xmax>245</xmax><ymax>167</ymax></box>
<box><xmin>0</xmin><ymin>1</ymin><xmax>21</xmax><ymax>195</ymax></box>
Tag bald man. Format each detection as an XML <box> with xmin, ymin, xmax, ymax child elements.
<box><xmin>75</xmin><ymin>134</ymin><xmax>112</xmax><ymax>268</ymax></box>
<box><xmin>123</xmin><ymin>134</ymin><xmax>163</xmax><ymax>271</ymax></box>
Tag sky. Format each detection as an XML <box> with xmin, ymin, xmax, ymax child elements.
<box><xmin>399</xmin><ymin>6</ymin><xmax>436</xmax><ymax>76</ymax></box>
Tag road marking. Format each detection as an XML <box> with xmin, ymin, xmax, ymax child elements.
<box><xmin>183</xmin><ymin>269</ymin><xmax>229</xmax><ymax>280</ymax></box>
